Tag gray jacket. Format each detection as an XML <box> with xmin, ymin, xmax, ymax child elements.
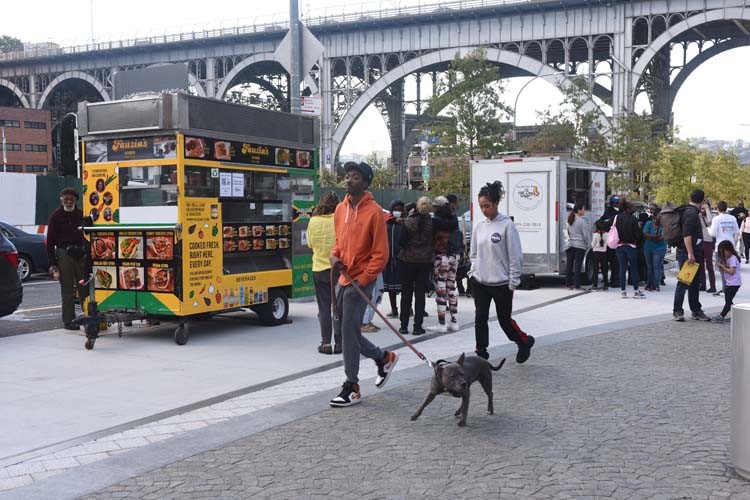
<box><xmin>566</xmin><ymin>215</ymin><xmax>591</xmax><ymax>251</ymax></box>
<box><xmin>468</xmin><ymin>213</ymin><xmax>523</xmax><ymax>290</ymax></box>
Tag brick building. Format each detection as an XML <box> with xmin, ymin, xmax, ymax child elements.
<box><xmin>0</xmin><ymin>107</ymin><xmax>52</xmax><ymax>175</ymax></box>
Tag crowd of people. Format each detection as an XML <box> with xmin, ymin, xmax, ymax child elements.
<box><xmin>308</xmin><ymin>162</ymin><xmax>534</xmax><ymax>407</ymax></box>
<box><xmin>564</xmin><ymin>192</ymin><xmax>744</xmax><ymax>323</ymax></box>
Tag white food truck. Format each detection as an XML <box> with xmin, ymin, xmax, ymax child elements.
<box><xmin>470</xmin><ymin>156</ymin><xmax>610</xmax><ymax>284</ymax></box>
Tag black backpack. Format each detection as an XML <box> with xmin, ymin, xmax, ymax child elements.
<box><xmin>661</xmin><ymin>203</ymin><xmax>691</xmax><ymax>247</ymax></box>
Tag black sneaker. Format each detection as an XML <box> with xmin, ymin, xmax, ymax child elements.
<box><xmin>386</xmin><ymin>310</ymin><xmax>399</xmax><ymax>318</ymax></box>
<box><xmin>706</xmin><ymin>288</ymin><xmax>717</xmax><ymax>294</ymax></box>
<box><xmin>691</xmin><ymin>310</ymin><xmax>711</xmax><ymax>322</ymax></box>
<box><xmin>375</xmin><ymin>351</ymin><xmax>399</xmax><ymax>388</ymax></box>
<box><xmin>475</xmin><ymin>349</ymin><xmax>489</xmax><ymax>360</ymax></box>
<box><xmin>398</xmin><ymin>327</ymin><xmax>409</xmax><ymax>335</ymax></box>
<box><xmin>516</xmin><ymin>335</ymin><xmax>535</xmax><ymax>364</ymax></box>
<box><xmin>673</xmin><ymin>311</ymin><xmax>685</xmax><ymax>322</ymax></box>
<box><xmin>63</xmin><ymin>323</ymin><xmax>80</xmax><ymax>331</ymax></box>
<box><xmin>329</xmin><ymin>382</ymin><xmax>361</xmax><ymax>407</ymax></box>
<box><xmin>333</xmin><ymin>344</ymin><xmax>342</xmax><ymax>354</ymax></box>
<box><xmin>412</xmin><ymin>327</ymin><xmax>426</xmax><ymax>336</ymax></box>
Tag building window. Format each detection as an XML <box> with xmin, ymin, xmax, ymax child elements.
<box><xmin>24</xmin><ymin>121</ymin><xmax>46</xmax><ymax>129</ymax></box>
<box><xmin>25</xmin><ymin>144</ymin><xmax>48</xmax><ymax>152</ymax></box>
<box><xmin>3</xmin><ymin>165</ymin><xmax>23</xmax><ymax>172</ymax></box>
<box><xmin>26</xmin><ymin>165</ymin><xmax>47</xmax><ymax>173</ymax></box>
<box><xmin>4</xmin><ymin>143</ymin><xmax>21</xmax><ymax>151</ymax></box>
<box><xmin>0</xmin><ymin>120</ymin><xmax>20</xmax><ymax>128</ymax></box>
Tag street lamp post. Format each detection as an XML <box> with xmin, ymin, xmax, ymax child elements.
<box><xmin>512</xmin><ymin>72</ymin><xmax>566</xmax><ymax>143</ymax></box>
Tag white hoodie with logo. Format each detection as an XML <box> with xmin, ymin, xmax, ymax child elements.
<box><xmin>468</xmin><ymin>213</ymin><xmax>523</xmax><ymax>290</ymax></box>
<box><xmin>709</xmin><ymin>212</ymin><xmax>739</xmax><ymax>246</ymax></box>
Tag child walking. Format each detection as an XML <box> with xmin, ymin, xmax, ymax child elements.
<box><xmin>713</xmin><ymin>240</ymin><xmax>742</xmax><ymax>323</ymax></box>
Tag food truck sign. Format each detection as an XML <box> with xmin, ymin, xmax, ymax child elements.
<box><xmin>184</xmin><ymin>136</ymin><xmax>314</xmax><ymax>170</ymax></box>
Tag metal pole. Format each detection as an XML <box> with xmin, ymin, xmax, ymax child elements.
<box><xmin>289</xmin><ymin>0</ymin><xmax>302</xmax><ymax>114</ymax></box>
<box><xmin>90</xmin><ymin>0</ymin><xmax>95</xmax><ymax>45</ymax></box>
<box><xmin>2</xmin><ymin>126</ymin><xmax>6</xmax><ymax>173</ymax></box>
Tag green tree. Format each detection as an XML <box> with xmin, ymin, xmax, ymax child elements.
<box><xmin>428</xmin><ymin>48</ymin><xmax>513</xmax><ymax>160</ymax></box>
<box><xmin>429</xmin><ymin>157</ymin><xmax>471</xmax><ymax>200</ymax></box>
<box><xmin>651</xmin><ymin>140</ymin><xmax>702</xmax><ymax>204</ymax></box>
<box><xmin>0</xmin><ymin>35</ymin><xmax>23</xmax><ymax>53</ymax></box>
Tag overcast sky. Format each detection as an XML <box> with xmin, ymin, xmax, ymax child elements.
<box><xmin>4</xmin><ymin>0</ymin><xmax>750</xmax><ymax>155</ymax></box>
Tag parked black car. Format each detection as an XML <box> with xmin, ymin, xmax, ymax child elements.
<box><xmin>0</xmin><ymin>222</ymin><xmax>48</xmax><ymax>281</ymax></box>
<box><xmin>0</xmin><ymin>231</ymin><xmax>23</xmax><ymax>318</ymax></box>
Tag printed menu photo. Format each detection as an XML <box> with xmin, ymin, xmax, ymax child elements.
<box><xmin>146</xmin><ymin>233</ymin><xmax>174</xmax><ymax>260</ymax></box>
<box><xmin>118</xmin><ymin>265</ymin><xmax>145</xmax><ymax>291</ymax></box>
<box><xmin>93</xmin><ymin>265</ymin><xmax>117</xmax><ymax>290</ymax></box>
<box><xmin>118</xmin><ymin>234</ymin><xmax>143</xmax><ymax>260</ymax></box>
<box><xmin>147</xmin><ymin>266</ymin><xmax>174</xmax><ymax>293</ymax></box>
<box><xmin>91</xmin><ymin>235</ymin><xmax>116</xmax><ymax>260</ymax></box>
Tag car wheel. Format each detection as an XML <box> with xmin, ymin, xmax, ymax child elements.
<box><xmin>17</xmin><ymin>255</ymin><xmax>31</xmax><ymax>282</ymax></box>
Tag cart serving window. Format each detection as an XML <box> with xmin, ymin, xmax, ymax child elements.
<box><xmin>76</xmin><ymin>93</ymin><xmax>318</xmax><ymax>348</ymax></box>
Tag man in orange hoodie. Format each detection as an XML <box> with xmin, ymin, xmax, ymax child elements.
<box><xmin>329</xmin><ymin>162</ymin><xmax>399</xmax><ymax>407</ymax></box>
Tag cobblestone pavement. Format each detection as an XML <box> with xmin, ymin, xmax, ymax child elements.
<box><xmin>81</xmin><ymin>319</ymin><xmax>750</xmax><ymax>500</ymax></box>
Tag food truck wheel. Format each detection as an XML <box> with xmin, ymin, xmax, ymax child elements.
<box><xmin>174</xmin><ymin>324</ymin><xmax>189</xmax><ymax>346</ymax></box>
<box><xmin>256</xmin><ymin>289</ymin><xmax>288</xmax><ymax>326</ymax></box>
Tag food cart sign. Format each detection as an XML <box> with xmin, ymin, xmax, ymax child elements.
<box><xmin>184</xmin><ymin>136</ymin><xmax>314</xmax><ymax>170</ymax></box>
<box><xmin>85</xmin><ymin>136</ymin><xmax>177</xmax><ymax>163</ymax></box>
<box><xmin>300</xmin><ymin>96</ymin><xmax>321</xmax><ymax>116</ymax></box>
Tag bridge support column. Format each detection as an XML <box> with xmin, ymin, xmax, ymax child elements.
<box><xmin>28</xmin><ymin>74</ymin><xmax>37</xmax><ymax>108</ymax></box>
<box><xmin>384</xmin><ymin>81</ymin><xmax>405</xmax><ymax>187</ymax></box>
<box><xmin>320</xmin><ymin>57</ymin><xmax>334</xmax><ymax>174</ymax></box>
<box><xmin>650</xmin><ymin>47</ymin><xmax>672</xmax><ymax>128</ymax></box>
<box><xmin>205</xmin><ymin>58</ymin><xmax>215</xmax><ymax>97</ymax></box>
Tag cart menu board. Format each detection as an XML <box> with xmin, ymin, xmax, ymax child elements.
<box><xmin>90</xmin><ymin>230</ymin><xmax>179</xmax><ymax>295</ymax></box>
<box><xmin>222</xmin><ymin>222</ymin><xmax>292</xmax><ymax>254</ymax></box>
<box><xmin>184</xmin><ymin>136</ymin><xmax>314</xmax><ymax>170</ymax></box>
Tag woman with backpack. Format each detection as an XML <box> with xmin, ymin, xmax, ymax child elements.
<box><xmin>613</xmin><ymin>200</ymin><xmax>645</xmax><ymax>298</ymax></box>
<box><xmin>564</xmin><ymin>202</ymin><xmax>590</xmax><ymax>290</ymax></box>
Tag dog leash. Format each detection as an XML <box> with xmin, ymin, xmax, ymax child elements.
<box><xmin>333</xmin><ymin>267</ymin><xmax>435</xmax><ymax>368</ymax></box>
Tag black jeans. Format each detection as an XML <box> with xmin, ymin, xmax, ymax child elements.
<box><xmin>743</xmin><ymin>233</ymin><xmax>750</xmax><ymax>261</ymax></box>
<box><xmin>565</xmin><ymin>247</ymin><xmax>586</xmax><ymax>288</ymax></box>
<box><xmin>674</xmin><ymin>249</ymin><xmax>703</xmax><ymax>314</ymax></box>
<box><xmin>400</xmin><ymin>262</ymin><xmax>432</xmax><ymax>329</ymax></box>
<box><xmin>606</xmin><ymin>247</ymin><xmax>619</xmax><ymax>286</ymax></box>
<box><xmin>721</xmin><ymin>285</ymin><xmax>740</xmax><ymax>317</ymax></box>
<box><xmin>591</xmin><ymin>251</ymin><xmax>608</xmax><ymax>288</ymax></box>
<box><xmin>313</xmin><ymin>270</ymin><xmax>339</xmax><ymax>346</ymax></box>
<box><xmin>472</xmin><ymin>279</ymin><xmax>530</xmax><ymax>352</ymax></box>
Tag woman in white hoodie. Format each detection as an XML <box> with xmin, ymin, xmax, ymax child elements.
<box><xmin>468</xmin><ymin>181</ymin><xmax>535</xmax><ymax>364</ymax></box>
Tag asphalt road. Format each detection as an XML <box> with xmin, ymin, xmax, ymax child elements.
<box><xmin>0</xmin><ymin>275</ymin><xmax>64</xmax><ymax>337</ymax></box>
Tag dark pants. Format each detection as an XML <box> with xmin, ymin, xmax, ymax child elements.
<box><xmin>721</xmin><ymin>286</ymin><xmax>740</xmax><ymax>317</ymax></box>
<box><xmin>400</xmin><ymin>262</ymin><xmax>432</xmax><ymax>330</ymax></box>
<box><xmin>313</xmin><ymin>270</ymin><xmax>339</xmax><ymax>346</ymax></box>
<box><xmin>591</xmin><ymin>251</ymin><xmax>608</xmax><ymax>288</ymax></box>
<box><xmin>744</xmin><ymin>233</ymin><xmax>750</xmax><ymax>261</ymax></box>
<box><xmin>606</xmin><ymin>247</ymin><xmax>619</xmax><ymax>286</ymax></box>
<box><xmin>565</xmin><ymin>247</ymin><xmax>586</xmax><ymax>288</ymax></box>
<box><xmin>472</xmin><ymin>279</ymin><xmax>530</xmax><ymax>352</ymax></box>
<box><xmin>456</xmin><ymin>263</ymin><xmax>469</xmax><ymax>294</ymax></box>
<box><xmin>700</xmin><ymin>241</ymin><xmax>716</xmax><ymax>290</ymax></box>
<box><xmin>333</xmin><ymin>281</ymin><xmax>384</xmax><ymax>384</ymax></box>
<box><xmin>57</xmin><ymin>250</ymin><xmax>86</xmax><ymax>325</ymax></box>
<box><xmin>615</xmin><ymin>245</ymin><xmax>639</xmax><ymax>291</ymax></box>
<box><xmin>674</xmin><ymin>249</ymin><xmax>703</xmax><ymax>314</ymax></box>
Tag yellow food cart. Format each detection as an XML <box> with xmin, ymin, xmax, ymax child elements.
<box><xmin>75</xmin><ymin>93</ymin><xmax>318</xmax><ymax>349</ymax></box>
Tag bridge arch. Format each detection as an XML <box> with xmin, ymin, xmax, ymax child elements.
<box><xmin>630</xmin><ymin>7</ymin><xmax>750</xmax><ymax>106</ymax></box>
<box><xmin>37</xmin><ymin>71</ymin><xmax>110</xmax><ymax>110</ymax></box>
<box><xmin>215</xmin><ymin>52</ymin><xmax>280</xmax><ymax>100</ymax></box>
<box><xmin>669</xmin><ymin>37</ymin><xmax>750</xmax><ymax>110</ymax></box>
<box><xmin>331</xmin><ymin>46</ymin><xmax>611</xmax><ymax>164</ymax></box>
<box><xmin>0</xmin><ymin>78</ymin><xmax>31</xmax><ymax>108</ymax></box>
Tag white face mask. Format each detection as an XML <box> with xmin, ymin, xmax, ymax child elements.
<box><xmin>392</xmin><ymin>211</ymin><xmax>402</xmax><ymax>218</ymax></box>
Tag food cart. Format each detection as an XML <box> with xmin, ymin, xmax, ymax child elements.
<box><xmin>75</xmin><ymin>92</ymin><xmax>318</xmax><ymax>349</ymax></box>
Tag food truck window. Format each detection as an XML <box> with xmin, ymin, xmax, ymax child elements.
<box><xmin>120</xmin><ymin>165</ymin><xmax>178</xmax><ymax>206</ymax></box>
<box><xmin>184</xmin><ymin>165</ymin><xmax>218</xmax><ymax>197</ymax></box>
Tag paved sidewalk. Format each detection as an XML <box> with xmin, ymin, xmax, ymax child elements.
<box><xmin>7</xmin><ymin>314</ymin><xmax>750</xmax><ymax>500</ymax></box>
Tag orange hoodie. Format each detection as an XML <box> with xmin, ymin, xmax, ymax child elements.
<box><xmin>330</xmin><ymin>191</ymin><xmax>388</xmax><ymax>286</ymax></box>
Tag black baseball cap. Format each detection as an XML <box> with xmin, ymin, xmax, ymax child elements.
<box><xmin>344</xmin><ymin>161</ymin><xmax>374</xmax><ymax>185</ymax></box>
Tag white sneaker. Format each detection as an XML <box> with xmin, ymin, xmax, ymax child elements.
<box><xmin>620</xmin><ymin>291</ymin><xmax>628</xmax><ymax>298</ymax></box>
<box><xmin>448</xmin><ymin>321</ymin><xmax>459</xmax><ymax>332</ymax></box>
<box><xmin>426</xmin><ymin>324</ymin><xmax>448</xmax><ymax>333</ymax></box>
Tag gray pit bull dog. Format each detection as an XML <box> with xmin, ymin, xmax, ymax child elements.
<box><xmin>411</xmin><ymin>353</ymin><xmax>506</xmax><ymax>426</ymax></box>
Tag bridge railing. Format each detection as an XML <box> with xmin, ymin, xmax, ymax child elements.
<box><xmin>0</xmin><ymin>0</ymin><xmax>534</xmax><ymax>63</ymax></box>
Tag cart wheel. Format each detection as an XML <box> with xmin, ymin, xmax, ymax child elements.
<box><xmin>85</xmin><ymin>322</ymin><xmax>100</xmax><ymax>339</ymax></box>
<box><xmin>174</xmin><ymin>324</ymin><xmax>189</xmax><ymax>345</ymax></box>
<box><xmin>256</xmin><ymin>289</ymin><xmax>289</xmax><ymax>326</ymax></box>
<box><xmin>84</xmin><ymin>338</ymin><xmax>95</xmax><ymax>350</ymax></box>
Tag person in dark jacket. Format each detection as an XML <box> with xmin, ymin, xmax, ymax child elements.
<box><xmin>398</xmin><ymin>196</ymin><xmax>434</xmax><ymax>335</ymax></box>
<box><xmin>47</xmin><ymin>188</ymin><xmax>88</xmax><ymax>330</ymax></box>
<box><xmin>598</xmin><ymin>195</ymin><xmax>620</xmax><ymax>287</ymax></box>
<box><xmin>614</xmin><ymin>200</ymin><xmax>645</xmax><ymax>298</ymax></box>
<box><xmin>383</xmin><ymin>200</ymin><xmax>405</xmax><ymax>318</ymax></box>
